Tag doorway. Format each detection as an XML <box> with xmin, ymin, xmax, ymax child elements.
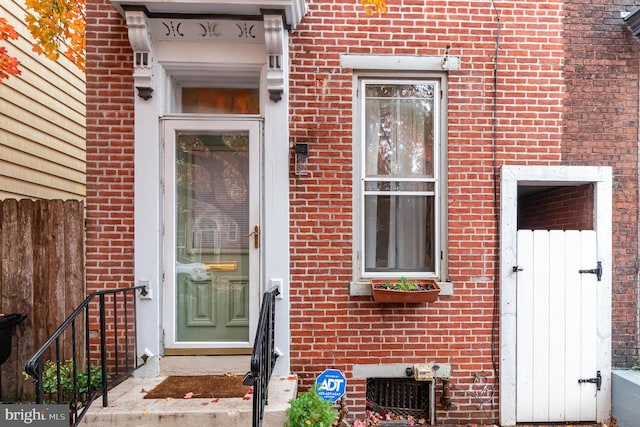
<box><xmin>499</xmin><ymin>165</ymin><xmax>612</xmax><ymax>425</ymax></box>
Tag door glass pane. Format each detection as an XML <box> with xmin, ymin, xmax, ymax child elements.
<box><xmin>175</xmin><ymin>131</ymin><xmax>250</xmax><ymax>342</ymax></box>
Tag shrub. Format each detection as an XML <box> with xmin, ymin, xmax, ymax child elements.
<box><xmin>24</xmin><ymin>360</ymin><xmax>107</xmax><ymax>404</ymax></box>
<box><xmin>285</xmin><ymin>386</ymin><xmax>337</xmax><ymax>427</ymax></box>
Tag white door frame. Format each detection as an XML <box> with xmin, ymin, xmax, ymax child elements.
<box><xmin>162</xmin><ymin>117</ymin><xmax>261</xmax><ymax>350</ymax></box>
<box><xmin>130</xmin><ymin>13</ymin><xmax>293</xmax><ymax>376</ymax></box>
<box><xmin>499</xmin><ymin>165</ymin><xmax>612</xmax><ymax>426</ymax></box>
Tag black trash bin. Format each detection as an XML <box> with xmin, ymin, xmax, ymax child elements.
<box><xmin>0</xmin><ymin>313</ymin><xmax>27</xmax><ymax>365</ymax></box>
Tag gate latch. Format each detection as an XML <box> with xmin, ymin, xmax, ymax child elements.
<box><xmin>578</xmin><ymin>370</ymin><xmax>602</xmax><ymax>391</ymax></box>
<box><xmin>579</xmin><ymin>261</ymin><xmax>602</xmax><ymax>282</ymax></box>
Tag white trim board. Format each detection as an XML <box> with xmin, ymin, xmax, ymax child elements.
<box><xmin>340</xmin><ymin>54</ymin><xmax>460</xmax><ymax>71</ymax></box>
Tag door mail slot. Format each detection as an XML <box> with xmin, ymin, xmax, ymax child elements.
<box><xmin>204</xmin><ymin>262</ymin><xmax>238</xmax><ymax>272</ymax></box>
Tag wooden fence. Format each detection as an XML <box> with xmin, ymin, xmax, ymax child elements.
<box><xmin>0</xmin><ymin>199</ymin><xmax>85</xmax><ymax>402</ymax></box>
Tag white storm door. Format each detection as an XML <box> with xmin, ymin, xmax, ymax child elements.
<box><xmin>163</xmin><ymin>119</ymin><xmax>260</xmax><ymax>351</ymax></box>
<box><xmin>516</xmin><ymin>229</ymin><xmax>599</xmax><ymax>422</ymax></box>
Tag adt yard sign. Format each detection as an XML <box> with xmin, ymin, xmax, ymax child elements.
<box><xmin>316</xmin><ymin>369</ymin><xmax>346</xmax><ymax>402</ymax></box>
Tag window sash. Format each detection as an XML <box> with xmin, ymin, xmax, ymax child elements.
<box><xmin>364</xmin><ymin>194</ymin><xmax>436</xmax><ymax>273</ymax></box>
<box><xmin>359</xmin><ymin>79</ymin><xmax>440</xmax><ymax>278</ymax></box>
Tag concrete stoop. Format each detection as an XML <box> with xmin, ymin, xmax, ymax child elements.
<box><xmin>80</xmin><ymin>374</ymin><xmax>297</xmax><ymax>427</ymax></box>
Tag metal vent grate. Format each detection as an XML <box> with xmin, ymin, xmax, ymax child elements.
<box><xmin>366</xmin><ymin>378</ymin><xmax>432</xmax><ymax>424</ymax></box>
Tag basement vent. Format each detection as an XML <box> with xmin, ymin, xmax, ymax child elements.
<box><xmin>366</xmin><ymin>378</ymin><xmax>434</xmax><ymax>425</ymax></box>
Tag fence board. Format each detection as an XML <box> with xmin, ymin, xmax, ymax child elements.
<box><xmin>0</xmin><ymin>199</ymin><xmax>84</xmax><ymax>402</ymax></box>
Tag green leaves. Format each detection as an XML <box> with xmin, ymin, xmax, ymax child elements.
<box><xmin>23</xmin><ymin>360</ymin><xmax>107</xmax><ymax>404</ymax></box>
<box><xmin>285</xmin><ymin>387</ymin><xmax>337</xmax><ymax>427</ymax></box>
<box><xmin>382</xmin><ymin>277</ymin><xmax>420</xmax><ymax>291</ymax></box>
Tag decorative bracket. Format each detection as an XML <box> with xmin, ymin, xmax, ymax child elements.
<box><xmin>263</xmin><ymin>14</ymin><xmax>285</xmax><ymax>102</ymax></box>
<box><xmin>125</xmin><ymin>11</ymin><xmax>154</xmax><ymax>100</ymax></box>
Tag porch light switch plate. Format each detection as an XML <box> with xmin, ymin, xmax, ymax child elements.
<box><xmin>414</xmin><ymin>363</ymin><xmax>434</xmax><ymax>381</ymax></box>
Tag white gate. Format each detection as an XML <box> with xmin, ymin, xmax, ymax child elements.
<box><xmin>516</xmin><ymin>229</ymin><xmax>600</xmax><ymax>423</ymax></box>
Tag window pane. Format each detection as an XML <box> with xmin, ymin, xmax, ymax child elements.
<box><xmin>364</xmin><ymin>83</ymin><xmax>435</xmax><ymax>178</ymax></box>
<box><xmin>176</xmin><ymin>132</ymin><xmax>250</xmax><ymax>255</ymax></box>
<box><xmin>182</xmin><ymin>88</ymin><xmax>260</xmax><ymax>114</ymax></box>
<box><xmin>364</xmin><ymin>194</ymin><xmax>435</xmax><ymax>272</ymax></box>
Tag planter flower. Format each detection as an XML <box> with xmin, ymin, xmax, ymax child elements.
<box><xmin>371</xmin><ymin>277</ymin><xmax>441</xmax><ymax>303</ymax></box>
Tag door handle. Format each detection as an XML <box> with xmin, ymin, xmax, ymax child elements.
<box><xmin>246</xmin><ymin>225</ymin><xmax>259</xmax><ymax>249</ymax></box>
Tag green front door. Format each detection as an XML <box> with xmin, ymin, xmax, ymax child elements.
<box><xmin>164</xmin><ymin>119</ymin><xmax>260</xmax><ymax>352</ymax></box>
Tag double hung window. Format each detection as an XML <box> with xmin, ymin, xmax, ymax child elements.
<box><xmin>358</xmin><ymin>78</ymin><xmax>444</xmax><ymax>279</ymax></box>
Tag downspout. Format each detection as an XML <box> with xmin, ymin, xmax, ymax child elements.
<box><xmin>490</xmin><ymin>0</ymin><xmax>501</xmax><ymax>407</ymax></box>
<box><xmin>622</xmin><ymin>7</ymin><xmax>640</xmax><ymax>370</ymax></box>
<box><xmin>637</xmin><ymin>30</ymin><xmax>640</xmax><ymax>372</ymax></box>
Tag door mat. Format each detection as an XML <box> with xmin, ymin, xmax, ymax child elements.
<box><xmin>143</xmin><ymin>374</ymin><xmax>250</xmax><ymax>399</ymax></box>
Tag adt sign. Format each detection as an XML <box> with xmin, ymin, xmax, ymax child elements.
<box><xmin>315</xmin><ymin>369</ymin><xmax>346</xmax><ymax>402</ymax></box>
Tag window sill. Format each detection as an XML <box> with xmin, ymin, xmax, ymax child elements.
<box><xmin>350</xmin><ymin>280</ymin><xmax>453</xmax><ymax>297</ymax></box>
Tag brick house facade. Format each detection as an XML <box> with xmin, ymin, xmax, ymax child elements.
<box><xmin>85</xmin><ymin>0</ymin><xmax>639</xmax><ymax>425</ymax></box>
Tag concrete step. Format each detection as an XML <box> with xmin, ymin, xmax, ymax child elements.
<box><xmin>81</xmin><ymin>373</ymin><xmax>297</xmax><ymax>427</ymax></box>
<box><xmin>159</xmin><ymin>355</ymin><xmax>251</xmax><ymax>376</ymax></box>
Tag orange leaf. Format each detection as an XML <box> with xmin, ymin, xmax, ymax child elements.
<box><xmin>0</xmin><ymin>18</ymin><xmax>20</xmax><ymax>82</ymax></box>
<box><xmin>360</xmin><ymin>0</ymin><xmax>386</xmax><ymax>16</ymax></box>
<box><xmin>24</xmin><ymin>0</ymin><xmax>85</xmax><ymax>71</ymax></box>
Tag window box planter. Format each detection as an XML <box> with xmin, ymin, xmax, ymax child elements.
<box><xmin>371</xmin><ymin>279</ymin><xmax>441</xmax><ymax>304</ymax></box>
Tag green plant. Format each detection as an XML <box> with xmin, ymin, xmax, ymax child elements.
<box><xmin>23</xmin><ymin>360</ymin><xmax>107</xmax><ymax>404</ymax></box>
<box><xmin>380</xmin><ymin>277</ymin><xmax>433</xmax><ymax>291</ymax></box>
<box><xmin>285</xmin><ymin>386</ymin><xmax>338</xmax><ymax>427</ymax></box>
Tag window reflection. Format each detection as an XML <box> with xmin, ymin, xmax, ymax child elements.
<box><xmin>182</xmin><ymin>88</ymin><xmax>260</xmax><ymax>114</ymax></box>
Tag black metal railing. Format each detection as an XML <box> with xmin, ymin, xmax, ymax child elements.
<box><xmin>243</xmin><ymin>285</ymin><xmax>280</xmax><ymax>427</ymax></box>
<box><xmin>24</xmin><ymin>285</ymin><xmax>147</xmax><ymax>426</ymax></box>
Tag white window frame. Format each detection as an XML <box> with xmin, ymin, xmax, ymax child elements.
<box><xmin>353</xmin><ymin>73</ymin><xmax>448</xmax><ymax>282</ymax></box>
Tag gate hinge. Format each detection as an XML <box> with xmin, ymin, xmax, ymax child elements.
<box><xmin>578</xmin><ymin>370</ymin><xmax>601</xmax><ymax>391</ymax></box>
<box><xmin>579</xmin><ymin>261</ymin><xmax>602</xmax><ymax>281</ymax></box>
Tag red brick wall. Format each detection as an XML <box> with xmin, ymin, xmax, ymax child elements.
<box><xmin>518</xmin><ymin>185</ymin><xmax>594</xmax><ymax>230</ymax></box>
<box><xmin>85</xmin><ymin>0</ymin><xmax>134</xmax><ymax>294</ymax></box>
<box><xmin>83</xmin><ymin>0</ymin><xmax>640</xmax><ymax>424</ymax></box>
<box><xmin>85</xmin><ymin>0</ymin><xmax>135</xmax><ymax>368</ymax></box>
<box><xmin>288</xmin><ymin>1</ymin><xmax>565</xmax><ymax>424</ymax></box>
<box><xmin>562</xmin><ymin>0</ymin><xmax>640</xmax><ymax>367</ymax></box>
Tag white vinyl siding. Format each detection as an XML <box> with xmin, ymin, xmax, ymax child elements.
<box><xmin>0</xmin><ymin>0</ymin><xmax>85</xmax><ymax>200</ymax></box>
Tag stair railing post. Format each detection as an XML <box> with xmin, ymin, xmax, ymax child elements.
<box><xmin>99</xmin><ymin>293</ymin><xmax>108</xmax><ymax>407</ymax></box>
<box><xmin>34</xmin><ymin>356</ymin><xmax>44</xmax><ymax>404</ymax></box>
